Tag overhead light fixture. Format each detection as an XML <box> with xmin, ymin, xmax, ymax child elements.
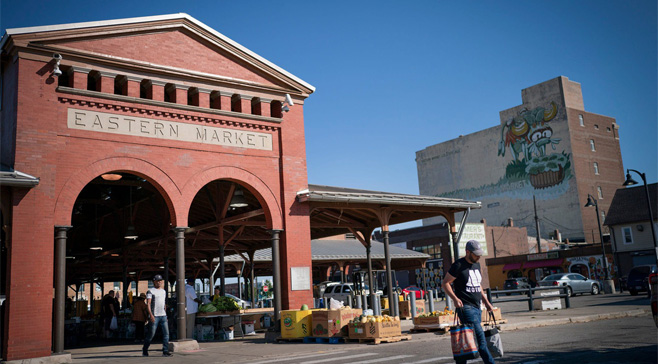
<box><xmin>159</xmin><ymin>266</ymin><xmax>165</xmax><ymax>269</ymax></box>
<box><xmin>622</xmin><ymin>171</ymin><xmax>638</xmax><ymax>186</ymax></box>
<box><xmin>52</xmin><ymin>53</ymin><xmax>62</xmax><ymax>77</ymax></box>
<box><xmin>124</xmin><ymin>186</ymin><xmax>138</xmax><ymax>239</ymax></box>
<box><xmin>229</xmin><ymin>188</ymin><xmax>248</xmax><ymax>208</ymax></box>
<box><xmin>101</xmin><ymin>173</ymin><xmax>122</xmax><ymax>181</ymax></box>
<box><xmin>90</xmin><ymin>237</ymin><xmax>102</xmax><ymax>251</ymax></box>
<box><xmin>111</xmin><ymin>253</ymin><xmax>120</xmax><ymax>257</ymax></box>
<box><xmin>89</xmin><ymin>246</ymin><xmax>103</xmax><ymax>251</ymax></box>
<box><xmin>66</xmin><ymin>256</ymin><xmax>76</xmax><ymax>259</ymax></box>
<box><xmin>129</xmin><ymin>271</ymin><xmax>136</xmax><ymax>275</ymax></box>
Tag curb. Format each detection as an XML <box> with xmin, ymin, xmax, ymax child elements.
<box><xmin>500</xmin><ymin>309</ymin><xmax>650</xmax><ymax>331</ymax></box>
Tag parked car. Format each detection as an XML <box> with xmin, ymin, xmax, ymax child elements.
<box><xmin>538</xmin><ymin>273</ymin><xmax>600</xmax><ymax>296</ymax></box>
<box><xmin>503</xmin><ymin>277</ymin><xmax>531</xmax><ymax>295</ymax></box>
<box><xmin>402</xmin><ymin>286</ymin><xmax>425</xmax><ymax>299</ymax></box>
<box><xmin>323</xmin><ymin>283</ymin><xmax>354</xmax><ymax>305</ymax></box>
<box><xmin>649</xmin><ymin>272</ymin><xmax>657</xmax><ymax>328</ymax></box>
<box><xmin>626</xmin><ymin>265</ymin><xmax>658</xmax><ymax>296</ymax></box>
<box><xmin>224</xmin><ymin>293</ymin><xmax>252</xmax><ymax>309</ymax></box>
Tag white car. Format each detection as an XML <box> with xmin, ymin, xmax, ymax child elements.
<box><xmin>224</xmin><ymin>293</ymin><xmax>252</xmax><ymax>309</ymax></box>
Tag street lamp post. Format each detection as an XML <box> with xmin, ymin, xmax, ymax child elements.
<box><xmin>623</xmin><ymin>169</ymin><xmax>658</xmax><ymax>267</ymax></box>
<box><xmin>585</xmin><ymin>194</ymin><xmax>615</xmax><ymax>293</ymax></box>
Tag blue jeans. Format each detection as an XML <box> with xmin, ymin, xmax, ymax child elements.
<box><xmin>143</xmin><ymin>316</ymin><xmax>169</xmax><ymax>354</ymax></box>
<box><xmin>456</xmin><ymin>305</ymin><xmax>495</xmax><ymax>364</ymax></box>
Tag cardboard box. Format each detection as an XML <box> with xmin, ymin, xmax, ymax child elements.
<box><xmin>348</xmin><ymin>320</ymin><xmax>401</xmax><ymax>339</ymax></box>
<box><xmin>399</xmin><ymin>300</ymin><xmax>426</xmax><ymax>318</ymax></box>
<box><xmin>414</xmin><ymin>314</ymin><xmax>453</xmax><ymax>326</ymax></box>
<box><xmin>481</xmin><ymin>307</ymin><xmax>503</xmax><ymax>322</ymax></box>
<box><xmin>311</xmin><ymin>308</ymin><xmax>362</xmax><ymax>337</ymax></box>
<box><xmin>281</xmin><ymin>309</ymin><xmax>314</xmax><ymax>338</ymax></box>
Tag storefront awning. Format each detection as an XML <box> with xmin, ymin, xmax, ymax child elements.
<box><xmin>523</xmin><ymin>258</ymin><xmax>564</xmax><ymax>270</ymax></box>
<box><xmin>502</xmin><ymin>263</ymin><xmax>523</xmax><ymax>271</ymax></box>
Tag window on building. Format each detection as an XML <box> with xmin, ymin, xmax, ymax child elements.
<box><xmin>96</xmin><ymin>283</ymin><xmax>102</xmax><ymax>292</ymax></box>
<box><xmin>114</xmin><ymin>75</ymin><xmax>127</xmax><ymax>96</ymax></box>
<box><xmin>594</xmin><ymin>124</ymin><xmax>599</xmax><ymax>130</ymax></box>
<box><xmin>271</xmin><ymin>100</ymin><xmax>283</xmax><ymax>118</ymax></box>
<box><xmin>597</xmin><ymin>186</ymin><xmax>603</xmax><ymax>199</ymax></box>
<box><xmin>80</xmin><ymin>284</ymin><xmax>85</xmax><ymax>291</ymax></box>
<box><xmin>210</xmin><ymin>91</ymin><xmax>221</xmax><ymax>109</ymax></box>
<box><xmin>601</xmin><ymin>210</ymin><xmax>606</xmax><ymax>221</ymax></box>
<box><xmin>164</xmin><ymin>83</ymin><xmax>176</xmax><ymax>103</ymax></box>
<box><xmin>622</xmin><ymin>227</ymin><xmax>633</xmax><ymax>244</ymax></box>
<box><xmin>87</xmin><ymin>71</ymin><xmax>100</xmax><ymax>92</ymax></box>
<box><xmin>148</xmin><ymin>280</ymin><xmax>154</xmax><ymax>288</ymax></box>
<box><xmin>188</xmin><ymin>87</ymin><xmax>199</xmax><ymax>106</ymax></box>
<box><xmin>579</xmin><ymin>114</ymin><xmax>584</xmax><ymax>126</ymax></box>
<box><xmin>593</xmin><ymin>162</ymin><xmax>599</xmax><ymax>175</ymax></box>
<box><xmin>606</xmin><ymin>127</ymin><xmax>611</xmax><ymax>132</ymax></box>
<box><xmin>57</xmin><ymin>67</ymin><xmax>71</xmax><ymax>88</ymax></box>
<box><xmin>114</xmin><ymin>282</ymin><xmax>121</xmax><ymax>290</ymax></box>
<box><xmin>590</xmin><ymin>139</ymin><xmax>596</xmax><ymax>151</ymax></box>
<box><xmin>131</xmin><ymin>281</ymin><xmax>136</xmax><ymax>290</ymax></box>
<box><xmin>231</xmin><ymin>94</ymin><xmax>242</xmax><ymax>112</ymax></box>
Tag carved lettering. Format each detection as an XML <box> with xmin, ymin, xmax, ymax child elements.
<box><xmin>67</xmin><ymin>108</ymin><xmax>272</xmax><ymax>151</ymax></box>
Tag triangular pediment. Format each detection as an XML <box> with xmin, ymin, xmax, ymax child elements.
<box><xmin>4</xmin><ymin>14</ymin><xmax>314</xmax><ymax>95</ymax></box>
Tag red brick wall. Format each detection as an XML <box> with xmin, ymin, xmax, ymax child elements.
<box><xmin>4</xmin><ymin>33</ymin><xmax>311</xmax><ymax>359</ymax></box>
<box><xmin>567</xmin><ymin>109</ymin><xmax>624</xmax><ymax>243</ymax></box>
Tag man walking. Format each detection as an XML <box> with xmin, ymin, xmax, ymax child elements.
<box><xmin>185</xmin><ymin>278</ymin><xmax>201</xmax><ymax>339</ymax></box>
<box><xmin>442</xmin><ymin>240</ymin><xmax>495</xmax><ymax>364</ymax></box>
<box><xmin>143</xmin><ymin>274</ymin><xmax>172</xmax><ymax>357</ymax></box>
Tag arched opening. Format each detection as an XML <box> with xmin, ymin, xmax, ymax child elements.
<box><xmin>64</xmin><ymin>172</ymin><xmax>173</xmax><ymax>347</ymax></box>
<box><xmin>186</xmin><ymin>180</ymin><xmax>273</xmax><ymax>309</ymax></box>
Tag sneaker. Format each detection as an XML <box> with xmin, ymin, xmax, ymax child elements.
<box><xmin>163</xmin><ymin>352</ymin><xmax>173</xmax><ymax>357</ymax></box>
<box><xmin>142</xmin><ymin>350</ymin><xmax>149</xmax><ymax>357</ymax></box>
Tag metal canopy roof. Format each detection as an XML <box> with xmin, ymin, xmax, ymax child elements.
<box><xmin>0</xmin><ymin>169</ymin><xmax>40</xmax><ymax>188</ymax></box>
<box><xmin>220</xmin><ymin>239</ymin><xmax>429</xmax><ymax>263</ymax></box>
<box><xmin>299</xmin><ymin>184</ymin><xmax>481</xmax><ymax>240</ymax></box>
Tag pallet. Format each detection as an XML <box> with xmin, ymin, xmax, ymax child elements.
<box><xmin>275</xmin><ymin>337</ymin><xmax>305</xmax><ymax>343</ymax></box>
<box><xmin>344</xmin><ymin>334</ymin><xmax>412</xmax><ymax>345</ymax></box>
<box><xmin>410</xmin><ymin>325</ymin><xmax>450</xmax><ymax>333</ymax></box>
<box><xmin>303</xmin><ymin>336</ymin><xmax>344</xmax><ymax>344</ymax></box>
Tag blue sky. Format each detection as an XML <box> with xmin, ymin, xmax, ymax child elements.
<box><xmin>2</xmin><ymin>1</ymin><xmax>656</xmax><ymax>231</ymax></box>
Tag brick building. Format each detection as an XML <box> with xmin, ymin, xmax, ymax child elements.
<box><xmin>0</xmin><ymin>14</ymin><xmax>315</xmax><ymax>361</ymax></box>
<box><xmin>417</xmin><ymin>76</ymin><xmax>625</xmax><ymax>243</ymax></box>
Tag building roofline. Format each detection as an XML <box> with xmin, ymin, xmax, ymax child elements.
<box><xmin>1</xmin><ymin>13</ymin><xmax>315</xmax><ymax>93</ymax></box>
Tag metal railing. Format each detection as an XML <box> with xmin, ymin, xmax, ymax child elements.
<box><xmin>486</xmin><ymin>286</ymin><xmax>571</xmax><ymax>311</ymax></box>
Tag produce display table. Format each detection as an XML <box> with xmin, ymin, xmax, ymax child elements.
<box><xmin>195</xmin><ymin>313</ymin><xmax>244</xmax><ymax>340</ymax></box>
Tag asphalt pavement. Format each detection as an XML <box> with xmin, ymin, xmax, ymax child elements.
<box><xmin>65</xmin><ymin>292</ymin><xmax>653</xmax><ymax>363</ymax></box>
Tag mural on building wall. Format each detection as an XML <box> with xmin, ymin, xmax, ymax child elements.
<box><xmin>438</xmin><ymin>101</ymin><xmax>573</xmax><ymax>201</ymax></box>
<box><xmin>567</xmin><ymin>255</ymin><xmax>616</xmax><ymax>281</ymax></box>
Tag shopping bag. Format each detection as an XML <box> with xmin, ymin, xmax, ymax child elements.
<box><xmin>450</xmin><ymin>312</ymin><xmax>479</xmax><ymax>361</ymax></box>
<box><xmin>110</xmin><ymin>316</ymin><xmax>118</xmax><ymax>330</ymax></box>
<box><xmin>484</xmin><ymin>311</ymin><xmax>504</xmax><ymax>358</ymax></box>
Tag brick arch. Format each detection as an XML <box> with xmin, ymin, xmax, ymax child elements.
<box><xmin>180</xmin><ymin>166</ymin><xmax>283</xmax><ymax>230</ymax></box>
<box><xmin>53</xmin><ymin>157</ymin><xmax>182</xmax><ymax>226</ymax></box>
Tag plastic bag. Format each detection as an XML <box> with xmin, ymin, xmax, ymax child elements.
<box><xmin>110</xmin><ymin>316</ymin><xmax>118</xmax><ymax>331</ymax></box>
<box><xmin>329</xmin><ymin>298</ymin><xmax>343</xmax><ymax>309</ymax></box>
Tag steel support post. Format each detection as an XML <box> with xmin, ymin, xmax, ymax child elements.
<box><xmin>174</xmin><ymin>227</ymin><xmax>188</xmax><ymax>340</ymax></box>
<box><xmin>270</xmin><ymin>230</ymin><xmax>283</xmax><ymax>328</ymax></box>
<box><xmin>54</xmin><ymin>225</ymin><xmax>71</xmax><ymax>354</ymax></box>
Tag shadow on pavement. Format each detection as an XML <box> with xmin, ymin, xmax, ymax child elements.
<box><xmin>503</xmin><ymin>344</ymin><xmax>657</xmax><ymax>364</ymax></box>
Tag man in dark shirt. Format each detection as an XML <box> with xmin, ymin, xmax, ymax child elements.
<box><xmin>101</xmin><ymin>290</ymin><xmax>117</xmax><ymax>339</ymax></box>
<box><xmin>442</xmin><ymin>240</ymin><xmax>495</xmax><ymax>364</ymax></box>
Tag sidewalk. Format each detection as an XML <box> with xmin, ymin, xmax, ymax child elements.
<box><xmin>65</xmin><ymin>292</ymin><xmax>651</xmax><ymax>363</ymax></box>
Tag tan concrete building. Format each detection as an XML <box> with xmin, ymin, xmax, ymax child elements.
<box><xmin>417</xmin><ymin>76</ymin><xmax>625</xmax><ymax>243</ymax></box>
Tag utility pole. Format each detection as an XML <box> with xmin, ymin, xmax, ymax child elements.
<box><xmin>533</xmin><ymin>195</ymin><xmax>542</xmax><ymax>253</ymax></box>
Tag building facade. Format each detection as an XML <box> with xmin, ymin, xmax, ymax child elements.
<box><xmin>0</xmin><ymin>14</ymin><xmax>315</xmax><ymax>361</ymax></box>
<box><xmin>417</xmin><ymin>76</ymin><xmax>625</xmax><ymax>243</ymax></box>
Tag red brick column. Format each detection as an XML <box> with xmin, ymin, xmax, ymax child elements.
<box><xmin>126</xmin><ymin>76</ymin><xmax>141</xmax><ymax>98</ymax></box>
<box><xmin>237</xmin><ymin>95</ymin><xmax>252</xmax><ymax>114</ymax></box>
<box><xmin>174</xmin><ymin>85</ymin><xmax>188</xmax><ymax>105</ymax></box>
<box><xmin>69</xmin><ymin>67</ymin><xmax>90</xmax><ymax>90</ymax></box>
<box><xmin>99</xmin><ymin>71</ymin><xmax>115</xmax><ymax>94</ymax></box>
<box><xmin>219</xmin><ymin>91</ymin><xmax>232</xmax><ymax>111</ymax></box>
<box><xmin>151</xmin><ymin>80</ymin><xmax>166</xmax><ymax>102</ymax></box>
<box><xmin>258</xmin><ymin>98</ymin><xmax>272</xmax><ymax>117</ymax></box>
<box><xmin>198</xmin><ymin>88</ymin><xmax>211</xmax><ymax>108</ymax></box>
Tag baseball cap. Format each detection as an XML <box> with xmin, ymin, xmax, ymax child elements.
<box><xmin>153</xmin><ymin>274</ymin><xmax>164</xmax><ymax>281</ymax></box>
<box><xmin>465</xmin><ymin>240</ymin><xmax>484</xmax><ymax>256</ymax></box>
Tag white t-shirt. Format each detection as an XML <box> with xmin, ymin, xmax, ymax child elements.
<box><xmin>185</xmin><ymin>284</ymin><xmax>198</xmax><ymax>314</ymax></box>
<box><xmin>146</xmin><ymin>287</ymin><xmax>167</xmax><ymax>317</ymax></box>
